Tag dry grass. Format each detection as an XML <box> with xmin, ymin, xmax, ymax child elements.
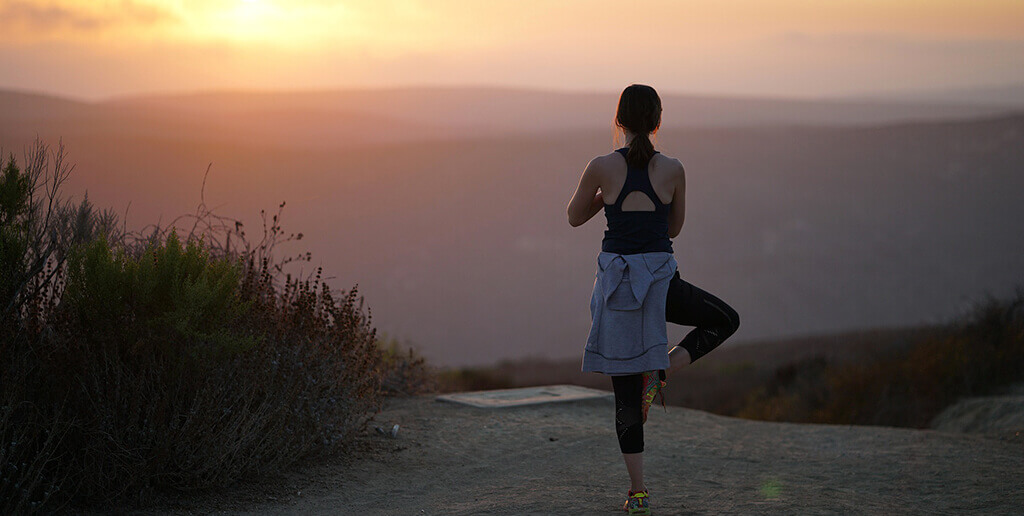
<box><xmin>733</xmin><ymin>292</ymin><xmax>1024</xmax><ymax>427</ymax></box>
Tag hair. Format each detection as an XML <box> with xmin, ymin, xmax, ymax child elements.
<box><xmin>615</xmin><ymin>84</ymin><xmax>662</xmax><ymax>168</ymax></box>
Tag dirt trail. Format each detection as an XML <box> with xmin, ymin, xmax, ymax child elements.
<box><xmin>148</xmin><ymin>394</ymin><xmax>1023</xmax><ymax>515</ymax></box>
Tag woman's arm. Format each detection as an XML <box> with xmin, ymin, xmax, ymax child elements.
<box><xmin>567</xmin><ymin>159</ymin><xmax>604</xmax><ymax>227</ymax></box>
<box><xmin>667</xmin><ymin>161</ymin><xmax>686</xmax><ymax>238</ymax></box>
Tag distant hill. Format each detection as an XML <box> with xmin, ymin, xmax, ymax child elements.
<box><xmin>0</xmin><ymin>90</ymin><xmax>95</xmax><ymax>120</ymax></box>
<box><xmin>105</xmin><ymin>87</ymin><xmax>1018</xmax><ymax>132</ymax></box>
<box><xmin>2</xmin><ymin>86</ymin><xmax>1017</xmax><ymax>151</ymax></box>
<box><xmin>863</xmin><ymin>83</ymin><xmax>1024</xmax><ymax>108</ymax></box>
<box><xmin>2</xmin><ymin>88</ymin><xmax>1023</xmax><ymax>366</ymax></box>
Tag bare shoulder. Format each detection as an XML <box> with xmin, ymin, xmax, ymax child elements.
<box><xmin>589</xmin><ymin>151</ymin><xmax>622</xmax><ymax>170</ymax></box>
<box><xmin>585</xmin><ymin>151</ymin><xmax>623</xmax><ymax>178</ymax></box>
<box><xmin>652</xmin><ymin>153</ymin><xmax>685</xmax><ymax>177</ymax></box>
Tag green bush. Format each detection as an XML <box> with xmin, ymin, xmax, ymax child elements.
<box><xmin>0</xmin><ymin>143</ymin><xmax>398</xmax><ymax>514</ymax></box>
<box><xmin>0</xmin><ymin>153</ymin><xmax>32</xmax><ymax>311</ymax></box>
<box><xmin>61</xmin><ymin>230</ymin><xmax>257</xmax><ymax>359</ymax></box>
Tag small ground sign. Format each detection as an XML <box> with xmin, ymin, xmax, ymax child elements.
<box><xmin>436</xmin><ymin>384</ymin><xmax>612</xmax><ymax>408</ymax></box>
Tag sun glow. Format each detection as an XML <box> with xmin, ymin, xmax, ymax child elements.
<box><xmin>219</xmin><ymin>0</ymin><xmax>279</xmax><ymax>43</ymax></box>
<box><xmin>155</xmin><ymin>0</ymin><xmax>360</xmax><ymax>51</ymax></box>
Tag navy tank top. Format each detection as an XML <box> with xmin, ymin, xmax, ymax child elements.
<box><xmin>601</xmin><ymin>147</ymin><xmax>673</xmax><ymax>255</ymax></box>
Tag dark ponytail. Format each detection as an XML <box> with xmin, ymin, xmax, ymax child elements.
<box><xmin>615</xmin><ymin>84</ymin><xmax>662</xmax><ymax>168</ymax></box>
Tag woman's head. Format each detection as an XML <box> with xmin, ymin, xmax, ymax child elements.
<box><xmin>615</xmin><ymin>84</ymin><xmax>662</xmax><ymax>168</ymax></box>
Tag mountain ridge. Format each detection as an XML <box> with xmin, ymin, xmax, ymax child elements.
<box><xmin>3</xmin><ymin>86</ymin><xmax>1018</xmax><ymax>134</ymax></box>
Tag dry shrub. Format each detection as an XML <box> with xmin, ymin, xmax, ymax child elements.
<box><xmin>0</xmin><ymin>141</ymin><xmax>403</xmax><ymax>513</ymax></box>
<box><xmin>737</xmin><ymin>290</ymin><xmax>1024</xmax><ymax>427</ymax></box>
<box><xmin>817</xmin><ymin>290</ymin><xmax>1024</xmax><ymax>427</ymax></box>
<box><xmin>434</xmin><ymin>368</ymin><xmax>515</xmax><ymax>393</ymax></box>
<box><xmin>735</xmin><ymin>357</ymin><xmax>829</xmax><ymax>422</ymax></box>
<box><xmin>378</xmin><ymin>338</ymin><xmax>435</xmax><ymax>396</ymax></box>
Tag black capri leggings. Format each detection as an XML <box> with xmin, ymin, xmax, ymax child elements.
<box><xmin>612</xmin><ymin>271</ymin><xmax>739</xmax><ymax>454</ymax></box>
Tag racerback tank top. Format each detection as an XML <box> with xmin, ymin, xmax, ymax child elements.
<box><xmin>601</xmin><ymin>147</ymin><xmax>673</xmax><ymax>255</ymax></box>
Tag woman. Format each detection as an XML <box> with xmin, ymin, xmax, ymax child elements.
<box><xmin>567</xmin><ymin>84</ymin><xmax>740</xmax><ymax>515</ymax></box>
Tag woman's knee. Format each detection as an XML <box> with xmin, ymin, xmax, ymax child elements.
<box><xmin>725</xmin><ymin>305</ymin><xmax>740</xmax><ymax>336</ymax></box>
<box><xmin>709</xmin><ymin>297</ymin><xmax>740</xmax><ymax>338</ymax></box>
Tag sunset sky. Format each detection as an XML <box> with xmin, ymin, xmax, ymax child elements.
<box><xmin>1</xmin><ymin>0</ymin><xmax>1022</xmax><ymax>100</ymax></box>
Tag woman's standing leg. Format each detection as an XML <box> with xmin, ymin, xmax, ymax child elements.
<box><xmin>664</xmin><ymin>271</ymin><xmax>740</xmax><ymax>373</ymax></box>
<box><xmin>611</xmin><ymin>374</ymin><xmax>646</xmax><ymax>492</ymax></box>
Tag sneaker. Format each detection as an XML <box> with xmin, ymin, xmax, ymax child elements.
<box><xmin>622</xmin><ymin>489</ymin><xmax>651</xmax><ymax>515</ymax></box>
<box><xmin>641</xmin><ymin>370</ymin><xmax>666</xmax><ymax>423</ymax></box>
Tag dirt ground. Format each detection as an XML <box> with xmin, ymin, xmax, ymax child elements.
<box><xmin>142</xmin><ymin>394</ymin><xmax>1024</xmax><ymax>515</ymax></box>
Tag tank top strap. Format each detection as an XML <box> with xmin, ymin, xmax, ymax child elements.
<box><xmin>611</xmin><ymin>147</ymin><xmax>666</xmax><ymax>211</ymax></box>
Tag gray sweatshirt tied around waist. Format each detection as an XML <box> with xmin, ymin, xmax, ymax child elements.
<box><xmin>581</xmin><ymin>251</ymin><xmax>677</xmax><ymax>375</ymax></box>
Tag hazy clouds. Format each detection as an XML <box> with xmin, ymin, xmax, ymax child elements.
<box><xmin>1</xmin><ymin>0</ymin><xmax>177</xmax><ymax>34</ymax></box>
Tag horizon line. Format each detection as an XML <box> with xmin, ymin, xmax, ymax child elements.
<box><xmin>4</xmin><ymin>81</ymin><xmax>1024</xmax><ymax>106</ymax></box>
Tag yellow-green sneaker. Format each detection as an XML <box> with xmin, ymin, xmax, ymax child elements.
<box><xmin>641</xmin><ymin>370</ymin><xmax>666</xmax><ymax>423</ymax></box>
<box><xmin>622</xmin><ymin>489</ymin><xmax>651</xmax><ymax>515</ymax></box>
